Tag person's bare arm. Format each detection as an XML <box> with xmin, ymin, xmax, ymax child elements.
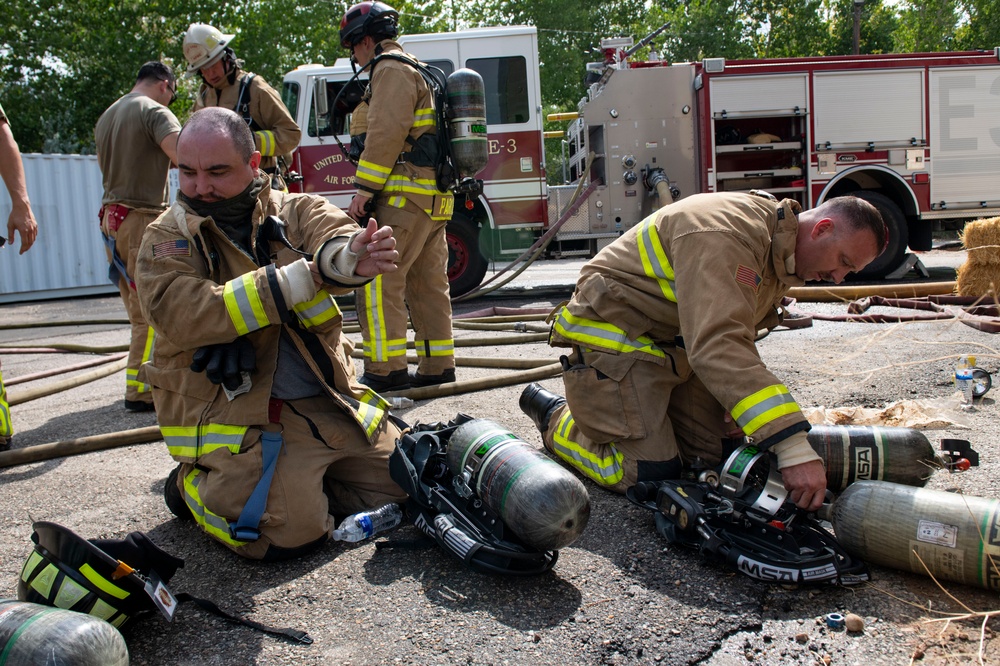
<box><xmin>159</xmin><ymin>131</ymin><xmax>179</xmax><ymax>166</ymax></box>
<box><xmin>0</xmin><ymin>119</ymin><xmax>38</xmax><ymax>253</ymax></box>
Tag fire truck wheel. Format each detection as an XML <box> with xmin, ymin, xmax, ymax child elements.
<box><xmin>446</xmin><ymin>217</ymin><xmax>488</xmax><ymax>297</ymax></box>
<box><xmin>849</xmin><ymin>190</ymin><xmax>908</xmax><ymax>281</ymax></box>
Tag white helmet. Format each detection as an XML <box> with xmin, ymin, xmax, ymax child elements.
<box><xmin>182</xmin><ymin>23</ymin><xmax>235</xmax><ymax>73</ymax></box>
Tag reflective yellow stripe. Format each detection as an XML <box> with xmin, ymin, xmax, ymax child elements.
<box><xmin>161</xmin><ymin>423</ymin><xmax>249</xmax><ymax>460</ymax></box>
<box><xmin>255</xmin><ymin>130</ymin><xmax>276</xmax><ymax>156</ymax></box>
<box><xmin>731</xmin><ymin>384</ymin><xmax>801</xmax><ymax>435</ymax></box>
<box><xmin>383</xmin><ymin>175</ymin><xmax>444</xmax><ymax>195</ymax></box>
<box><xmin>293</xmin><ymin>291</ymin><xmax>341</xmax><ymax>328</ymax></box>
<box><xmin>387</xmin><ymin>195</ymin><xmax>407</xmax><ymax>208</ymax></box>
<box><xmin>636</xmin><ymin>215</ymin><xmax>677</xmax><ymax>302</ymax></box>
<box><xmin>361</xmin><ymin>275</ymin><xmax>406</xmax><ymax>362</ymax></box>
<box><xmin>184</xmin><ymin>469</ymin><xmax>249</xmax><ymax>546</ymax></box>
<box><xmin>551</xmin><ymin>411</ymin><xmax>624</xmax><ymax>485</ymax></box>
<box><xmin>356</xmin><ymin>391</ymin><xmax>388</xmax><ymax>438</ymax></box>
<box><xmin>1</xmin><ymin>370</ymin><xmax>13</xmax><ymax>437</ymax></box>
<box><xmin>413</xmin><ymin>107</ymin><xmax>435</xmax><ymax>127</ymax></box>
<box><xmin>223</xmin><ymin>273</ymin><xmax>270</xmax><ymax>335</ymax></box>
<box><xmin>552</xmin><ymin>308</ymin><xmax>665</xmax><ymax>359</ymax></box>
<box><xmin>135</xmin><ymin>325</ymin><xmax>156</xmax><ymax>393</ymax></box>
<box><xmin>79</xmin><ymin>563</ymin><xmax>129</xmax><ymax>599</ymax></box>
<box><xmin>414</xmin><ymin>339</ymin><xmax>454</xmax><ymax>358</ymax></box>
<box><xmin>357</xmin><ymin>160</ymin><xmax>392</xmax><ymax>188</ymax></box>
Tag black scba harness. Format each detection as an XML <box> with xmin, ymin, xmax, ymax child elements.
<box><xmin>388</xmin><ymin>414</ymin><xmax>557</xmax><ymax>575</ymax></box>
<box><xmin>627</xmin><ymin>447</ymin><xmax>869</xmax><ymax>586</ymax></box>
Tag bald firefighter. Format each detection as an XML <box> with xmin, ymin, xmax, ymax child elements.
<box><xmin>182</xmin><ymin>23</ymin><xmax>301</xmax><ymax>190</ymax></box>
<box><xmin>340</xmin><ymin>1</ymin><xmax>456</xmax><ymax>393</ymax></box>
<box><xmin>521</xmin><ymin>192</ymin><xmax>886</xmax><ymax>511</ymax></box>
<box><xmin>136</xmin><ymin>108</ymin><xmax>406</xmax><ymax>561</ymax></box>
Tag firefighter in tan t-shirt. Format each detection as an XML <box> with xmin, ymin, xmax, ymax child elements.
<box><xmin>94</xmin><ymin>61</ymin><xmax>181</xmax><ymax>412</ymax></box>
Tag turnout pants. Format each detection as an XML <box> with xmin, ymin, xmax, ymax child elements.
<box><xmin>174</xmin><ymin>395</ymin><xmax>408</xmax><ymax>560</ymax></box>
<box><xmin>542</xmin><ymin>347</ymin><xmax>729</xmax><ymax>494</ymax></box>
<box><xmin>0</xmin><ymin>363</ymin><xmax>11</xmax><ymax>443</ymax></box>
<box><xmin>101</xmin><ymin>207</ymin><xmax>160</xmax><ymax>405</ymax></box>
<box><xmin>355</xmin><ymin>200</ymin><xmax>455</xmax><ymax>377</ymax></box>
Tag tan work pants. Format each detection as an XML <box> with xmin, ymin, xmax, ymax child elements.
<box><xmin>179</xmin><ymin>395</ymin><xmax>408</xmax><ymax>560</ymax></box>
<box><xmin>101</xmin><ymin>208</ymin><xmax>160</xmax><ymax>405</ymax></box>
<box><xmin>355</xmin><ymin>200</ymin><xmax>455</xmax><ymax>376</ymax></box>
<box><xmin>542</xmin><ymin>347</ymin><xmax>728</xmax><ymax>494</ymax></box>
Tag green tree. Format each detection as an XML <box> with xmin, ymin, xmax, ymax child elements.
<box><xmin>893</xmin><ymin>0</ymin><xmax>961</xmax><ymax>51</ymax></box>
<box><xmin>956</xmin><ymin>0</ymin><xmax>1000</xmax><ymax>50</ymax></box>
<box><xmin>744</xmin><ymin>0</ymin><xmax>830</xmax><ymax>57</ymax></box>
<box><xmin>824</xmin><ymin>0</ymin><xmax>899</xmax><ymax>55</ymax></box>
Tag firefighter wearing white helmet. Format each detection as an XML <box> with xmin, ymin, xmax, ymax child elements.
<box><xmin>182</xmin><ymin>23</ymin><xmax>301</xmax><ymax>190</ymax></box>
<box><xmin>340</xmin><ymin>1</ymin><xmax>457</xmax><ymax>393</ymax></box>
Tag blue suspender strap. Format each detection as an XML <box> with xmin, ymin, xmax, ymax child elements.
<box><xmin>230</xmin><ymin>429</ymin><xmax>283</xmax><ymax>542</ymax></box>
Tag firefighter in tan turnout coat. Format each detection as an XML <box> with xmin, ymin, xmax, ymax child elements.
<box><xmin>136</xmin><ymin>108</ymin><xmax>406</xmax><ymax>561</ymax></box>
<box><xmin>521</xmin><ymin>192</ymin><xmax>886</xmax><ymax>512</ymax></box>
<box><xmin>340</xmin><ymin>1</ymin><xmax>456</xmax><ymax>393</ymax></box>
<box><xmin>183</xmin><ymin>23</ymin><xmax>301</xmax><ymax>189</ymax></box>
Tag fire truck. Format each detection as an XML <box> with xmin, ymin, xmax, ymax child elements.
<box><xmin>282</xmin><ymin>27</ymin><xmax>1000</xmax><ymax>292</ymax></box>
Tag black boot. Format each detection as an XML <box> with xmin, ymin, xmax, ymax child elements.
<box><xmin>358</xmin><ymin>369</ymin><xmax>411</xmax><ymax>392</ymax></box>
<box><xmin>519</xmin><ymin>383</ymin><xmax>567</xmax><ymax>435</ymax></box>
<box><xmin>164</xmin><ymin>465</ymin><xmax>193</xmax><ymax>521</ymax></box>
<box><xmin>408</xmin><ymin>368</ymin><xmax>456</xmax><ymax>387</ymax></box>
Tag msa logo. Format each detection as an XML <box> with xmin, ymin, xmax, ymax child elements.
<box><xmin>737</xmin><ymin>555</ymin><xmax>797</xmax><ymax>582</ymax></box>
<box><xmin>854</xmin><ymin>447</ymin><xmax>873</xmax><ymax>480</ymax></box>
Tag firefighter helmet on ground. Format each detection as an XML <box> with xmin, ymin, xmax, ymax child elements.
<box><xmin>17</xmin><ymin>521</ymin><xmax>184</xmax><ymax>629</ymax></box>
<box><xmin>183</xmin><ymin>23</ymin><xmax>236</xmax><ymax>73</ymax></box>
<box><xmin>339</xmin><ymin>1</ymin><xmax>399</xmax><ymax>49</ymax></box>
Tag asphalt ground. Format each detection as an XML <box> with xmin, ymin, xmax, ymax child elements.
<box><xmin>0</xmin><ymin>246</ymin><xmax>997</xmax><ymax>665</ymax></box>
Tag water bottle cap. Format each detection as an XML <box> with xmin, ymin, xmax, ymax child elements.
<box><xmin>968</xmin><ymin>355</ymin><xmax>976</xmax><ymax>366</ymax></box>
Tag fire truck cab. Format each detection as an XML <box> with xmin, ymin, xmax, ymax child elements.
<box><xmin>281</xmin><ymin>26</ymin><xmax>547</xmax><ymax>295</ymax></box>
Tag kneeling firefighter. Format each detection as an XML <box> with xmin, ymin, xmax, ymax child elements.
<box><xmin>136</xmin><ymin>107</ymin><xmax>407</xmax><ymax>562</ymax></box>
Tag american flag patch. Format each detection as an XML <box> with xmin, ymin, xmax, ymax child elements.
<box><xmin>735</xmin><ymin>264</ymin><xmax>761</xmax><ymax>292</ymax></box>
<box><xmin>152</xmin><ymin>239</ymin><xmax>191</xmax><ymax>258</ymax></box>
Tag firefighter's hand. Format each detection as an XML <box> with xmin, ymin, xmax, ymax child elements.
<box><xmin>348</xmin><ymin>194</ymin><xmax>374</xmax><ymax>222</ymax></box>
<box><xmin>722</xmin><ymin>412</ymin><xmax>743</xmax><ymax>438</ymax></box>
<box><xmin>352</xmin><ymin>218</ymin><xmax>398</xmax><ymax>277</ymax></box>
<box><xmin>190</xmin><ymin>338</ymin><xmax>257</xmax><ymax>391</ymax></box>
<box><xmin>779</xmin><ymin>460</ymin><xmax>827</xmax><ymax>512</ymax></box>
<box><xmin>7</xmin><ymin>202</ymin><xmax>38</xmax><ymax>254</ymax></box>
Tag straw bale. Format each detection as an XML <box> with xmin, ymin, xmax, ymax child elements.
<box><xmin>956</xmin><ymin>261</ymin><xmax>1000</xmax><ymax>297</ymax></box>
<box><xmin>960</xmin><ymin>216</ymin><xmax>1000</xmax><ymax>265</ymax></box>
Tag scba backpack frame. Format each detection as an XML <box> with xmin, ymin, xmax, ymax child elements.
<box><xmin>389</xmin><ymin>414</ymin><xmax>558</xmax><ymax>575</ymax></box>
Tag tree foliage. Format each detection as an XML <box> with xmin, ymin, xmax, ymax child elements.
<box><xmin>2</xmin><ymin>0</ymin><xmax>999</xmax><ymax>154</ymax></box>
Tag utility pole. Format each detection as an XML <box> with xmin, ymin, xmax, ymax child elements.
<box><xmin>853</xmin><ymin>0</ymin><xmax>865</xmax><ymax>55</ymax></box>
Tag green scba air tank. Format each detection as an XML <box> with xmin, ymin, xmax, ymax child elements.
<box><xmin>0</xmin><ymin>600</ymin><xmax>129</xmax><ymax>665</ymax></box>
<box><xmin>807</xmin><ymin>425</ymin><xmax>939</xmax><ymax>491</ymax></box>
<box><xmin>828</xmin><ymin>481</ymin><xmax>1000</xmax><ymax>591</ymax></box>
<box><xmin>447</xmin><ymin>419</ymin><xmax>591</xmax><ymax>551</ymax></box>
<box><xmin>445</xmin><ymin>68</ymin><xmax>488</xmax><ymax>178</ymax></box>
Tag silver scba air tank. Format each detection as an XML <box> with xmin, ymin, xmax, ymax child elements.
<box><xmin>446</xmin><ymin>68</ymin><xmax>489</xmax><ymax>179</ymax></box>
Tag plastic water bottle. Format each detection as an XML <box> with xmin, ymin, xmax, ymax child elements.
<box><xmin>389</xmin><ymin>396</ymin><xmax>415</xmax><ymax>410</ymax></box>
<box><xmin>955</xmin><ymin>355</ymin><xmax>975</xmax><ymax>409</ymax></box>
<box><xmin>331</xmin><ymin>503</ymin><xmax>404</xmax><ymax>542</ymax></box>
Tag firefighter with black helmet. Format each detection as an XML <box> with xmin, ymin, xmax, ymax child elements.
<box><xmin>182</xmin><ymin>23</ymin><xmax>301</xmax><ymax>190</ymax></box>
<box><xmin>339</xmin><ymin>1</ymin><xmax>457</xmax><ymax>393</ymax></box>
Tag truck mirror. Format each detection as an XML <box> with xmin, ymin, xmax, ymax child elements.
<box><xmin>314</xmin><ymin>77</ymin><xmax>329</xmax><ymax>118</ymax></box>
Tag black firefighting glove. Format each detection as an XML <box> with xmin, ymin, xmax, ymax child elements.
<box><xmin>190</xmin><ymin>338</ymin><xmax>257</xmax><ymax>391</ymax></box>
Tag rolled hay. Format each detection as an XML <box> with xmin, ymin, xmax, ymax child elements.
<box><xmin>956</xmin><ymin>216</ymin><xmax>1000</xmax><ymax>297</ymax></box>
<box><xmin>960</xmin><ymin>216</ymin><xmax>1000</xmax><ymax>264</ymax></box>
<box><xmin>955</xmin><ymin>262</ymin><xmax>1000</xmax><ymax>298</ymax></box>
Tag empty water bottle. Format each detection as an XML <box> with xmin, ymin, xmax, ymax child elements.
<box><xmin>954</xmin><ymin>355</ymin><xmax>975</xmax><ymax>410</ymax></box>
<box><xmin>331</xmin><ymin>503</ymin><xmax>404</xmax><ymax>542</ymax></box>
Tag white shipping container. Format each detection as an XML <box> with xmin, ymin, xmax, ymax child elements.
<box><xmin>0</xmin><ymin>155</ymin><xmax>180</xmax><ymax>304</ymax></box>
